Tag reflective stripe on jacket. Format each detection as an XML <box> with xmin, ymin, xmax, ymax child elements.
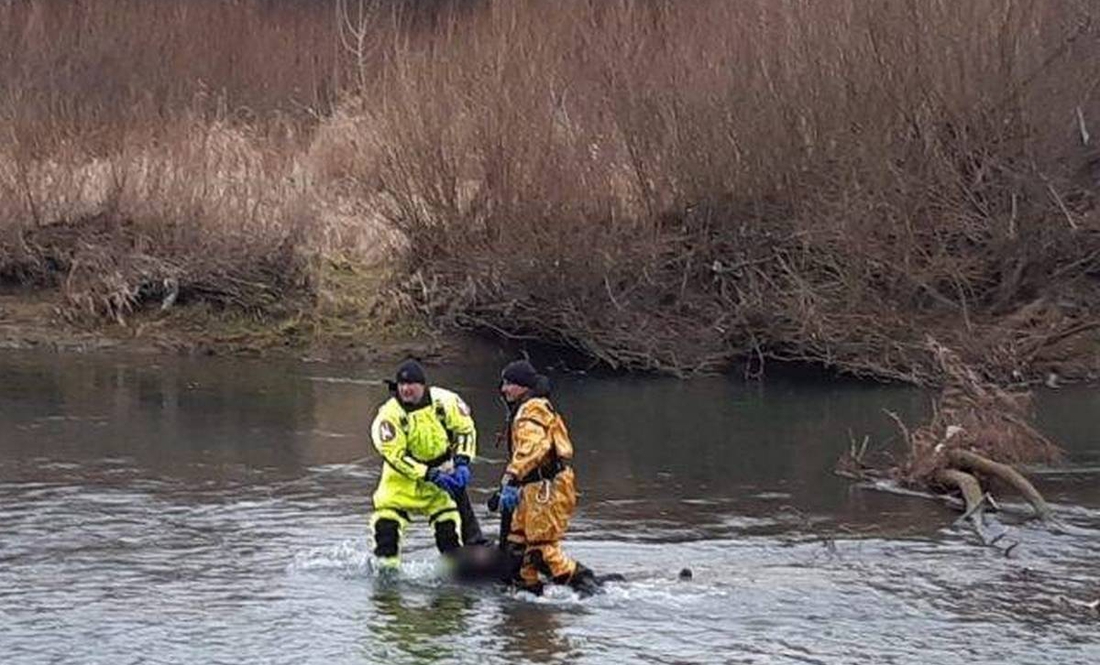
<box><xmin>371</xmin><ymin>386</ymin><xmax>477</xmax><ymax>479</ymax></box>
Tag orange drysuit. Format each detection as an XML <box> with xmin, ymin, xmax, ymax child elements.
<box><xmin>504</xmin><ymin>396</ymin><xmax>579</xmax><ymax>587</ymax></box>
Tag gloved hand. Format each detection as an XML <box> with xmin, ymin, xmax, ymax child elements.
<box><xmin>450</xmin><ymin>463</ymin><xmax>471</xmax><ymax>490</ymax></box>
<box><xmin>427</xmin><ymin>466</ymin><xmax>468</xmax><ymax>495</ymax></box>
<box><xmin>427</xmin><ymin>467</ymin><xmax>449</xmax><ymax>490</ymax></box>
<box><xmin>499</xmin><ymin>484</ymin><xmax>521</xmax><ymax>512</ymax></box>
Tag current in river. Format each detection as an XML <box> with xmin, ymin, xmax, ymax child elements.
<box><xmin>1</xmin><ymin>348</ymin><xmax>1098</xmax><ymax>664</ymax></box>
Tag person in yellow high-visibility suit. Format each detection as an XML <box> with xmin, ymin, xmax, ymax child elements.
<box><xmin>370</xmin><ymin>359</ymin><xmax>481</xmax><ymax>569</ymax></box>
<box><xmin>496</xmin><ymin>360</ymin><xmax>599</xmax><ymax>596</ymax></box>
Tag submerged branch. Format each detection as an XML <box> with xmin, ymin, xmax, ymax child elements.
<box><xmin>946</xmin><ymin>449</ymin><xmax>1053</xmax><ymax>522</ymax></box>
<box><xmin>933</xmin><ymin>468</ymin><xmax>1016</xmax><ymax>550</ymax></box>
<box><xmin>934</xmin><ymin>468</ymin><xmax>984</xmax><ymax>516</ymax></box>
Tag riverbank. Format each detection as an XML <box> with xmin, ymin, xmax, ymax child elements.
<box><xmin>3</xmin><ymin>1</ymin><xmax>1099</xmax><ymax>385</ymax></box>
<box><xmin>0</xmin><ymin>266</ymin><xmax>456</xmax><ymax>365</ymax></box>
<box><xmin>3</xmin><ymin>284</ymin><xmax>1095</xmax><ymax>386</ymax></box>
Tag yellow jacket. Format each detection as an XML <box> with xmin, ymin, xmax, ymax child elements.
<box><xmin>371</xmin><ymin>386</ymin><xmax>477</xmax><ymax>479</ymax></box>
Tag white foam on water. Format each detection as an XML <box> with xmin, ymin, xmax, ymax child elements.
<box><xmin>287</xmin><ymin>540</ymin><xmax>452</xmax><ymax>584</ymax></box>
<box><xmin>289</xmin><ymin>539</ymin><xmax>371</xmax><ymax>574</ymax></box>
<box><xmin>501</xmin><ymin>573</ymin><xmax>730</xmax><ymax>612</ymax></box>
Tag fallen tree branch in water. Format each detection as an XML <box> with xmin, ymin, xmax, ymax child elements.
<box><xmin>934</xmin><ymin>469</ymin><xmax>983</xmax><ymax>520</ymax></box>
<box><xmin>932</xmin><ymin>468</ymin><xmax>1020</xmax><ymax>552</ymax></box>
<box><xmin>837</xmin><ymin>341</ymin><xmax>1069</xmax><ymax>549</ymax></box>
<box><xmin>946</xmin><ymin>449</ymin><xmax>1053</xmax><ymax>522</ymax></box>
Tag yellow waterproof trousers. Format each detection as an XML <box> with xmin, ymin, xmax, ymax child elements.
<box><xmin>371</xmin><ymin>467</ymin><xmax>460</xmax><ymax>564</ymax></box>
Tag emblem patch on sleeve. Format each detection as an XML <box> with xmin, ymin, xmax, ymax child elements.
<box><xmin>378</xmin><ymin>420</ymin><xmax>396</xmax><ymax>442</ymax></box>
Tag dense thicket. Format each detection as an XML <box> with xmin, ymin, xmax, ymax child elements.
<box><xmin>352</xmin><ymin>0</ymin><xmax>1100</xmax><ymax>382</ymax></box>
<box><xmin>2</xmin><ymin>0</ymin><xmax>1098</xmax><ymax>382</ymax></box>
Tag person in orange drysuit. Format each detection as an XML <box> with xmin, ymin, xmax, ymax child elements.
<box><xmin>496</xmin><ymin>360</ymin><xmax>599</xmax><ymax>596</ymax></box>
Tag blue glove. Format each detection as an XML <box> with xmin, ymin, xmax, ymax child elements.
<box><xmin>499</xmin><ymin>484</ymin><xmax>521</xmax><ymax>512</ymax></box>
<box><xmin>427</xmin><ymin>466</ymin><xmax>469</xmax><ymax>496</ymax></box>
<box><xmin>450</xmin><ymin>464</ymin><xmax>471</xmax><ymax>490</ymax></box>
<box><xmin>427</xmin><ymin>467</ymin><xmax>449</xmax><ymax>490</ymax></box>
<box><xmin>438</xmin><ymin>474</ymin><xmax>463</xmax><ymax>495</ymax></box>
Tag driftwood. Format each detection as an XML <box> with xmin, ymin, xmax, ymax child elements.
<box><xmin>932</xmin><ymin>468</ymin><xmax>1000</xmax><ymax>546</ymax></box>
<box><xmin>945</xmin><ymin>449</ymin><xmax>1053</xmax><ymax>522</ymax></box>
<box><xmin>837</xmin><ymin>340</ymin><xmax>1064</xmax><ymax>551</ymax></box>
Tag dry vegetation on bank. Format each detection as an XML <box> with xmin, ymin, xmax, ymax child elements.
<box><xmin>2</xmin><ymin>0</ymin><xmax>1099</xmax><ymax>381</ymax></box>
<box><xmin>1</xmin><ymin>0</ymin><xmax>334</xmax><ymax>324</ymax></box>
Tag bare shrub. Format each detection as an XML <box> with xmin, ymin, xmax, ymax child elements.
<box><xmin>902</xmin><ymin>341</ymin><xmax>1061</xmax><ymax>481</ymax></box>
<box><xmin>344</xmin><ymin>0</ymin><xmax>1100</xmax><ymax>382</ymax></box>
<box><xmin>1</xmin><ymin>0</ymin><xmax>1098</xmax><ymax>377</ymax></box>
<box><xmin>837</xmin><ymin>342</ymin><xmax>1064</xmax><ymax>546</ymax></box>
<box><xmin>0</xmin><ymin>1</ymin><xmax>365</xmax><ymax>321</ymax></box>
<box><xmin>0</xmin><ymin>118</ymin><xmax>316</xmax><ymax>321</ymax></box>
<box><xmin>0</xmin><ymin>0</ymin><xmax>340</xmax><ymax>143</ymax></box>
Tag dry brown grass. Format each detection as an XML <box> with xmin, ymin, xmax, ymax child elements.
<box><xmin>338</xmin><ymin>0</ymin><xmax>1100</xmax><ymax>383</ymax></box>
<box><xmin>0</xmin><ymin>0</ymin><xmax>351</xmax><ymax>322</ymax></box>
<box><xmin>0</xmin><ymin>0</ymin><xmax>338</xmax><ymax>140</ymax></box>
<box><xmin>0</xmin><ymin>1</ymin><xmax>466</xmax><ymax>326</ymax></box>
<box><xmin>0</xmin><ymin>117</ymin><xmax>316</xmax><ymax>321</ymax></box>
<box><xmin>2</xmin><ymin>0</ymin><xmax>1099</xmax><ymax>379</ymax></box>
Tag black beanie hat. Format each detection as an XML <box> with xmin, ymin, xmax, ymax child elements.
<box><xmin>501</xmin><ymin>360</ymin><xmax>539</xmax><ymax>388</ymax></box>
<box><xmin>395</xmin><ymin>359</ymin><xmax>427</xmax><ymax>385</ymax></box>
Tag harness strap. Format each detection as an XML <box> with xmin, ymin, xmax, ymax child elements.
<box><xmin>518</xmin><ymin>458</ymin><xmax>572</xmax><ymax>485</ymax></box>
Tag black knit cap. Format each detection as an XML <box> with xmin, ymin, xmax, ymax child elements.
<box><xmin>395</xmin><ymin>359</ymin><xmax>427</xmax><ymax>385</ymax></box>
<box><xmin>501</xmin><ymin>360</ymin><xmax>539</xmax><ymax>388</ymax></box>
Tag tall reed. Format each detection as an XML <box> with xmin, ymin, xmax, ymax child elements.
<box><xmin>340</xmin><ymin>0</ymin><xmax>1100</xmax><ymax>381</ymax></box>
<box><xmin>2</xmin><ymin>0</ymin><xmax>1097</xmax><ymax>381</ymax></box>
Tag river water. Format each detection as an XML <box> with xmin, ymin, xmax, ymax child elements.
<box><xmin>1</xmin><ymin>349</ymin><xmax>1097</xmax><ymax>664</ymax></box>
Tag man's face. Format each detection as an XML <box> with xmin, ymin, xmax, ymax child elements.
<box><xmin>397</xmin><ymin>381</ymin><xmax>425</xmax><ymax>404</ymax></box>
<box><xmin>500</xmin><ymin>380</ymin><xmax>528</xmax><ymax>403</ymax></box>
